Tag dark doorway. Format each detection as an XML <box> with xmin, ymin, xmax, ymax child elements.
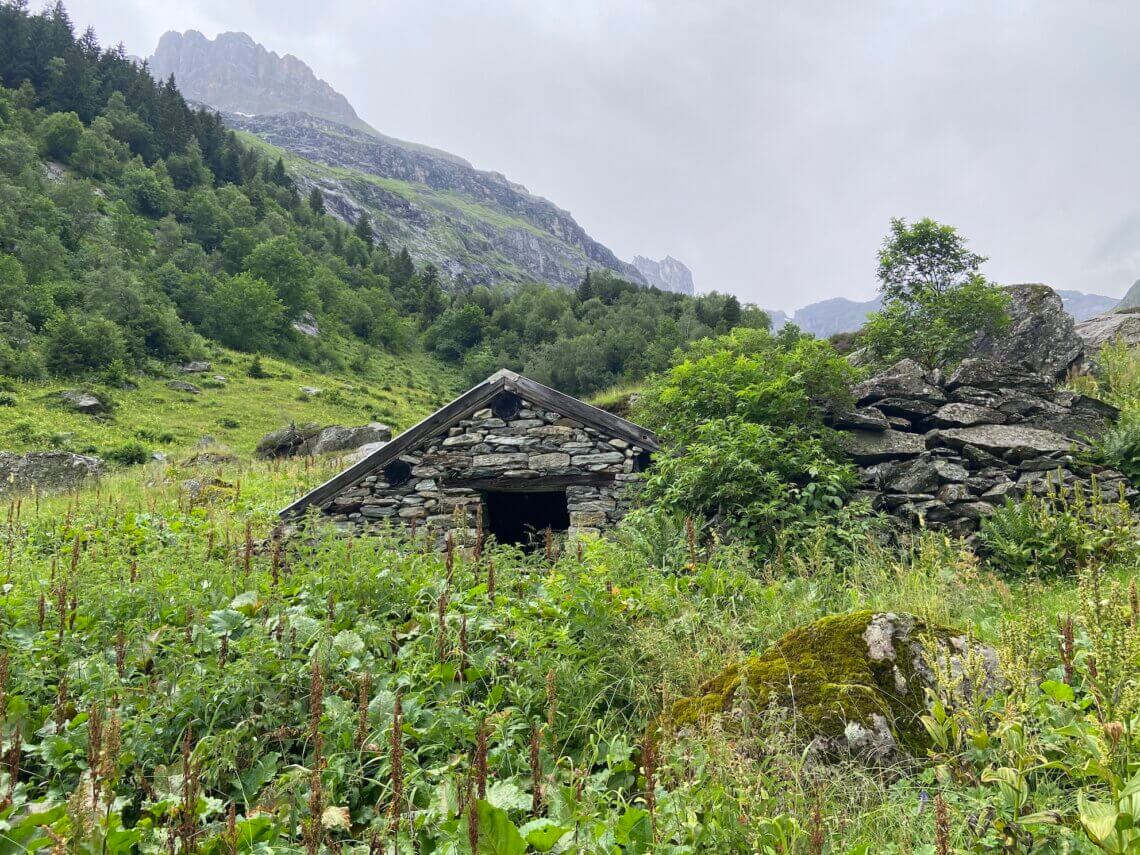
<box><xmin>483</xmin><ymin>490</ymin><xmax>570</xmax><ymax>547</ymax></box>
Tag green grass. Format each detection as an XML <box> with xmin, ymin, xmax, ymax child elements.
<box><xmin>0</xmin><ymin>345</ymin><xmax>460</xmax><ymax>459</ymax></box>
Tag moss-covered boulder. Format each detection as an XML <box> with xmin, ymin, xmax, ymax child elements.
<box><xmin>669</xmin><ymin>610</ymin><xmax>1000</xmax><ymax>763</ymax></box>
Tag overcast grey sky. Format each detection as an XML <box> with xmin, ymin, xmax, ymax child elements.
<box><xmin>61</xmin><ymin>0</ymin><xmax>1140</xmax><ymax>309</ymax></box>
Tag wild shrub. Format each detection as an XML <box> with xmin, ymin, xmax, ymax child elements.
<box><xmin>104</xmin><ymin>439</ymin><xmax>150</xmax><ymax>465</ymax></box>
<box><xmin>639</xmin><ymin>326</ymin><xmax>864</xmax><ymax>553</ymax></box>
<box><xmin>979</xmin><ymin>483</ymin><xmax>1137</xmax><ymax>577</ymax></box>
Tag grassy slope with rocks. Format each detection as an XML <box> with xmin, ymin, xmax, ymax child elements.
<box><xmin>1</xmin><ymin>346</ymin><xmax>458</xmax><ymax>459</ymax></box>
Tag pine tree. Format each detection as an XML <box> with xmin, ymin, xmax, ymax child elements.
<box><xmin>307</xmin><ymin>187</ymin><xmax>325</xmax><ymax>216</ymax></box>
<box><xmin>354</xmin><ymin>212</ymin><xmax>374</xmax><ymax>244</ymax></box>
<box><xmin>418</xmin><ymin>264</ymin><xmax>446</xmax><ymax>328</ymax></box>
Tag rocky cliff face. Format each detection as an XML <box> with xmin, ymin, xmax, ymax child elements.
<box><xmin>227</xmin><ymin>112</ymin><xmax>647</xmax><ymax>288</ymax></box>
<box><xmin>149</xmin><ymin>31</ymin><xmax>373</xmax><ymax>134</ymax></box>
<box><xmin>631</xmin><ymin>255</ymin><xmax>695</xmax><ymax>295</ymax></box>
<box><xmin>148</xmin><ymin>32</ymin><xmax>651</xmax><ymax>289</ymax></box>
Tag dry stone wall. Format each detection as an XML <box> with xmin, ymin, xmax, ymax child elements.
<box><xmin>834</xmin><ymin>357</ymin><xmax>1129</xmax><ymax>535</ymax></box>
<box><xmin>316</xmin><ymin>397</ymin><xmax>648</xmax><ymax>543</ymax></box>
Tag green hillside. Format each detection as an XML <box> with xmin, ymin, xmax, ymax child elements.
<box><xmin>0</xmin><ymin>346</ymin><xmax>455</xmax><ymax>458</ymax></box>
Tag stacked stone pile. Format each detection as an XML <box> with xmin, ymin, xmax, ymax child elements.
<box><xmin>834</xmin><ymin>357</ymin><xmax>1128</xmax><ymax>534</ymax></box>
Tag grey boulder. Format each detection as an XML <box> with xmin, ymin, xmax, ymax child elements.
<box><xmin>60</xmin><ymin>390</ymin><xmax>106</xmax><ymax>415</ymax></box>
<box><xmin>0</xmin><ymin>451</ymin><xmax>103</xmax><ymax>497</ymax></box>
<box><xmin>973</xmin><ymin>283</ymin><xmax>1085</xmax><ymax>378</ymax></box>
<box><xmin>1075</xmin><ymin>307</ymin><xmax>1140</xmax><ymax>353</ymax></box>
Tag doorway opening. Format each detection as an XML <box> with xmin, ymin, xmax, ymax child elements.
<box><xmin>482</xmin><ymin>490</ymin><xmax>570</xmax><ymax>547</ymax></box>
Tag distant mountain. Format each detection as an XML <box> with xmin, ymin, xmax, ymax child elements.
<box><xmin>150</xmin><ymin>31</ymin><xmax>373</xmax><ymax>133</ymax></box>
<box><xmin>631</xmin><ymin>256</ymin><xmax>695</xmax><ymax>295</ymax></box>
<box><xmin>1116</xmin><ymin>279</ymin><xmax>1140</xmax><ymax>311</ymax></box>
<box><xmin>147</xmin><ymin>31</ymin><xmax>653</xmax><ymax>289</ymax></box>
<box><xmin>768</xmin><ymin>287</ymin><xmax>1116</xmax><ymax>336</ymax></box>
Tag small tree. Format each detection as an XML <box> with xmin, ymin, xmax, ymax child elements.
<box><xmin>354</xmin><ymin>212</ymin><xmax>374</xmax><ymax>244</ymax></box>
<box><xmin>307</xmin><ymin>187</ymin><xmax>325</xmax><ymax>216</ymax></box>
<box><xmin>862</xmin><ymin>217</ymin><xmax>1008</xmax><ymax>369</ymax></box>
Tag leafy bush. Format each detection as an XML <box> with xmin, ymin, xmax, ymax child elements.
<box><xmin>1094</xmin><ymin>410</ymin><xmax>1140</xmax><ymax>484</ymax></box>
<box><xmin>639</xmin><ymin>327</ymin><xmax>863</xmax><ymax>553</ymax></box>
<box><xmin>104</xmin><ymin>440</ymin><xmax>150</xmax><ymax>465</ymax></box>
<box><xmin>0</xmin><ymin>391</ymin><xmax>14</xmax><ymax>406</ymax></box>
<box><xmin>979</xmin><ymin>484</ymin><xmax>1136</xmax><ymax>577</ymax></box>
<box><xmin>645</xmin><ymin>417</ymin><xmax>857</xmax><ymax>552</ymax></box>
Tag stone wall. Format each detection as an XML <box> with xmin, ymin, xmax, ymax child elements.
<box><xmin>834</xmin><ymin>357</ymin><xmax>1129</xmax><ymax>535</ymax></box>
<box><xmin>315</xmin><ymin>396</ymin><xmax>648</xmax><ymax>544</ymax></box>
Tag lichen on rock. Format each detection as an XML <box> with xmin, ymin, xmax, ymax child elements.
<box><xmin>668</xmin><ymin>610</ymin><xmax>1000</xmax><ymax>764</ymax></box>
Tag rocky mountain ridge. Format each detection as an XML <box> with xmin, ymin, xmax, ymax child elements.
<box><xmin>147</xmin><ymin>30</ymin><xmax>693</xmax><ymax>291</ymax></box>
<box><xmin>232</xmin><ymin>111</ymin><xmax>648</xmax><ymax>288</ymax></box>
<box><xmin>631</xmin><ymin>255</ymin><xmax>695</xmax><ymax>295</ymax></box>
<box><xmin>149</xmin><ymin>31</ymin><xmax>374</xmax><ymax>135</ymax></box>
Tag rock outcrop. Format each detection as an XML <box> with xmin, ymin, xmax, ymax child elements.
<box><xmin>973</xmin><ymin>283</ymin><xmax>1085</xmax><ymax>378</ymax></box>
<box><xmin>834</xmin><ymin>358</ymin><xmax>1127</xmax><ymax>534</ymax></box>
<box><xmin>1076</xmin><ymin>307</ymin><xmax>1140</xmax><ymax>353</ymax></box>
<box><xmin>149</xmin><ymin>31</ymin><xmax>376</xmax><ymax>135</ymax></box>
<box><xmin>230</xmin><ymin>112</ymin><xmax>647</xmax><ymax>290</ymax></box>
<box><xmin>631</xmin><ymin>256</ymin><xmax>695</xmax><ymax>295</ymax></box>
<box><xmin>0</xmin><ymin>452</ymin><xmax>103</xmax><ymax>497</ymax></box>
<box><xmin>256</xmin><ymin>422</ymin><xmax>392</xmax><ymax>459</ymax></box>
<box><xmin>146</xmin><ymin>30</ymin><xmax>648</xmax><ymax>292</ymax></box>
<box><xmin>59</xmin><ymin>390</ymin><xmax>106</xmax><ymax>415</ymax></box>
<box><xmin>670</xmin><ymin>611</ymin><xmax>1001</xmax><ymax>764</ymax></box>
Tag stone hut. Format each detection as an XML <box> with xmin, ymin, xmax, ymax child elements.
<box><xmin>279</xmin><ymin>370</ymin><xmax>658</xmax><ymax>546</ymax></box>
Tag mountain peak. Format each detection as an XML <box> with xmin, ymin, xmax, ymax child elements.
<box><xmin>148</xmin><ymin>30</ymin><xmax>374</xmax><ymax>134</ymax></box>
<box><xmin>631</xmin><ymin>255</ymin><xmax>695</xmax><ymax>295</ymax></box>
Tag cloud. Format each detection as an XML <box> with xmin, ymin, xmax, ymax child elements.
<box><xmin>60</xmin><ymin>0</ymin><xmax>1140</xmax><ymax>309</ymax></box>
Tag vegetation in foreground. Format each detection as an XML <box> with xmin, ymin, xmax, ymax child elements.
<box><xmin>0</xmin><ymin>447</ymin><xmax>1137</xmax><ymax>853</ymax></box>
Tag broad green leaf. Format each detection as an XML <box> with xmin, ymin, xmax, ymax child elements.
<box><xmin>519</xmin><ymin>819</ymin><xmax>570</xmax><ymax>852</ymax></box>
<box><xmin>1078</xmin><ymin>794</ymin><xmax>1119</xmax><ymax>844</ymax></box>
<box><xmin>475</xmin><ymin>799</ymin><xmax>526</xmax><ymax>855</ymax></box>
<box><xmin>207</xmin><ymin>608</ymin><xmax>246</xmax><ymax>636</ymax></box>
<box><xmin>332</xmin><ymin>629</ymin><xmax>365</xmax><ymax>656</ymax></box>
<box><xmin>487</xmin><ymin>779</ymin><xmax>532</xmax><ymax>812</ymax></box>
<box><xmin>1040</xmin><ymin>680</ymin><xmax>1074</xmax><ymax>703</ymax></box>
<box><xmin>614</xmin><ymin>806</ymin><xmax>652</xmax><ymax>853</ymax></box>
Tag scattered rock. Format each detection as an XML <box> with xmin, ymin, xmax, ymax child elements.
<box><xmin>669</xmin><ymin>611</ymin><xmax>1001</xmax><ymax>764</ymax></box>
<box><xmin>300</xmin><ymin>386</ymin><xmax>322</xmax><ymax>397</ymax></box>
<box><xmin>166</xmin><ymin>380</ymin><xmax>201</xmax><ymax>394</ymax></box>
<box><xmin>255</xmin><ymin>422</ymin><xmax>393</xmax><ymax>459</ymax></box>
<box><xmin>60</xmin><ymin>390</ymin><xmax>106</xmax><ymax>415</ymax></box>
<box><xmin>179</xmin><ymin>361</ymin><xmax>211</xmax><ymax>373</ymax></box>
<box><xmin>934</xmin><ymin>424</ymin><xmax>1076</xmax><ymax>457</ymax></box>
<box><xmin>947</xmin><ymin>357</ymin><xmax>1052</xmax><ymax>394</ymax></box>
<box><xmin>835</xmin><ymin>357</ymin><xmax>1128</xmax><ymax>532</ymax></box>
<box><xmin>303</xmin><ymin>423</ymin><xmax>392</xmax><ymax>457</ymax></box>
<box><xmin>291</xmin><ymin>311</ymin><xmax>320</xmax><ymax>338</ymax></box>
<box><xmin>832</xmin><ymin>408</ymin><xmax>890</xmax><ymax>431</ymax></box>
<box><xmin>255</xmin><ymin>423</ymin><xmax>323</xmax><ymax>459</ymax></box>
<box><xmin>974</xmin><ymin>283</ymin><xmax>1085</xmax><ymax>378</ymax></box>
<box><xmin>0</xmin><ymin>451</ymin><xmax>103</xmax><ymax>497</ymax></box>
<box><xmin>927</xmin><ymin>402</ymin><xmax>1005</xmax><ymax>428</ymax></box>
<box><xmin>852</xmin><ymin>358</ymin><xmax>945</xmax><ymax>406</ymax></box>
